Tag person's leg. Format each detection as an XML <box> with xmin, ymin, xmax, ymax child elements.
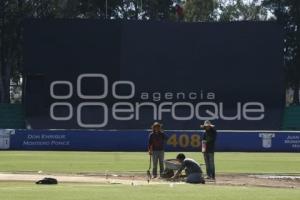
<box><xmin>158</xmin><ymin>151</ymin><xmax>165</xmax><ymax>175</ymax></box>
<box><xmin>152</xmin><ymin>151</ymin><xmax>159</xmax><ymax>177</ymax></box>
<box><xmin>186</xmin><ymin>173</ymin><xmax>205</xmax><ymax>184</ymax></box>
<box><xmin>208</xmin><ymin>153</ymin><xmax>215</xmax><ymax>179</ymax></box>
<box><xmin>203</xmin><ymin>153</ymin><xmax>211</xmax><ymax>178</ymax></box>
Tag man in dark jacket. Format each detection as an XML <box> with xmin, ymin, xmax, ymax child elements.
<box><xmin>148</xmin><ymin>122</ymin><xmax>166</xmax><ymax>178</ymax></box>
<box><xmin>201</xmin><ymin>120</ymin><xmax>217</xmax><ymax>180</ymax></box>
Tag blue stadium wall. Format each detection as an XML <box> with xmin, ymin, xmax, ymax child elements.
<box><xmin>1</xmin><ymin>130</ymin><xmax>299</xmax><ymax>152</ymax></box>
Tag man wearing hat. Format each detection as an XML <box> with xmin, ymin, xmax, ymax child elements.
<box><xmin>148</xmin><ymin>122</ymin><xmax>166</xmax><ymax>178</ymax></box>
<box><xmin>201</xmin><ymin>120</ymin><xmax>217</xmax><ymax>180</ymax></box>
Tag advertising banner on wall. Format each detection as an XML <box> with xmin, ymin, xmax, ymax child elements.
<box><xmin>23</xmin><ymin>20</ymin><xmax>284</xmax><ymax>130</ymax></box>
<box><xmin>6</xmin><ymin>130</ymin><xmax>300</xmax><ymax>152</ymax></box>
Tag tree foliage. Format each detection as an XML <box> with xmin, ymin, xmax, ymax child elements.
<box><xmin>0</xmin><ymin>0</ymin><xmax>299</xmax><ymax>104</ymax></box>
<box><xmin>183</xmin><ymin>0</ymin><xmax>217</xmax><ymax>22</ymax></box>
<box><xmin>219</xmin><ymin>0</ymin><xmax>269</xmax><ymax>21</ymax></box>
<box><xmin>263</xmin><ymin>0</ymin><xmax>300</xmax><ymax>104</ymax></box>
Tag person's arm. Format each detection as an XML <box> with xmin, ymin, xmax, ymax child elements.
<box><xmin>202</xmin><ymin>132</ymin><xmax>207</xmax><ymax>152</ymax></box>
<box><xmin>172</xmin><ymin>162</ymin><xmax>185</xmax><ymax>179</ymax></box>
<box><xmin>202</xmin><ymin>131</ymin><xmax>207</xmax><ymax>141</ymax></box>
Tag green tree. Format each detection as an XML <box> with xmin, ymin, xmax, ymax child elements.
<box><xmin>141</xmin><ymin>0</ymin><xmax>174</xmax><ymax>20</ymax></box>
<box><xmin>219</xmin><ymin>0</ymin><xmax>269</xmax><ymax>21</ymax></box>
<box><xmin>263</xmin><ymin>0</ymin><xmax>300</xmax><ymax>104</ymax></box>
<box><xmin>0</xmin><ymin>0</ymin><xmax>25</xmax><ymax>103</ymax></box>
<box><xmin>0</xmin><ymin>0</ymin><xmax>62</xmax><ymax>103</ymax></box>
<box><xmin>184</xmin><ymin>0</ymin><xmax>217</xmax><ymax>22</ymax></box>
<box><xmin>75</xmin><ymin>0</ymin><xmax>120</xmax><ymax>19</ymax></box>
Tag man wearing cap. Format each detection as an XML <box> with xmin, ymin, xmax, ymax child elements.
<box><xmin>148</xmin><ymin>122</ymin><xmax>166</xmax><ymax>178</ymax></box>
<box><xmin>201</xmin><ymin>120</ymin><xmax>217</xmax><ymax>180</ymax></box>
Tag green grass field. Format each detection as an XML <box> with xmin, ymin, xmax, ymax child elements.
<box><xmin>0</xmin><ymin>182</ymin><xmax>300</xmax><ymax>200</ymax></box>
<box><xmin>0</xmin><ymin>151</ymin><xmax>299</xmax><ymax>200</ymax></box>
<box><xmin>0</xmin><ymin>151</ymin><xmax>299</xmax><ymax>174</ymax></box>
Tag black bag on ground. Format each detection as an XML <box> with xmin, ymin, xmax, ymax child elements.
<box><xmin>36</xmin><ymin>177</ymin><xmax>58</xmax><ymax>184</ymax></box>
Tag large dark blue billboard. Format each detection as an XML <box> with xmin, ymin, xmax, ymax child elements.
<box><xmin>23</xmin><ymin>19</ymin><xmax>284</xmax><ymax>130</ymax></box>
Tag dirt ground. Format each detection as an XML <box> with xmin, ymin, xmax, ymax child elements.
<box><xmin>0</xmin><ymin>172</ymin><xmax>299</xmax><ymax>188</ymax></box>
